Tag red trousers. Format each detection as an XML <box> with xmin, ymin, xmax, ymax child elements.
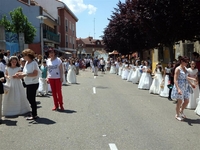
<box><xmin>49</xmin><ymin>78</ymin><xmax>63</xmax><ymax>107</ymax></box>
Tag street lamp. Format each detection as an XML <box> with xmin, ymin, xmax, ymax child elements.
<box><xmin>37</xmin><ymin>15</ymin><xmax>47</xmax><ymax>61</ymax></box>
<box><xmin>78</xmin><ymin>44</ymin><xmax>83</xmax><ymax>59</ymax></box>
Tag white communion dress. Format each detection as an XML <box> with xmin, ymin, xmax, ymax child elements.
<box><xmin>186</xmin><ymin>68</ymin><xmax>199</xmax><ymax>109</ymax></box>
<box><xmin>67</xmin><ymin>65</ymin><xmax>77</xmax><ymax>84</ymax></box>
<box><xmin>3</xmin><ymin>67</ymin><xmax>30</xmax><ymax>116</ymax></box>
<box><xmin>160</xmin><ymin>67</ymin><xmax>171</xmax><ymax>97</ymax></box>
<box><xmin>149</xmin><ymin>68</ymin><xmax>163</xmax><ymax>94</ymax></box>
<box><xmin>138</xmin><ymin>66</ymin><xmax>152</xmax><ymax>90</ymax></box>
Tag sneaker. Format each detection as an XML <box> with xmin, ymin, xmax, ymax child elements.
<box><xmin>175</xmin><ymin>114</ymin><xmax>183</xmax><ymax>121</ymax></box>
<box><xmin>180</xmin><ymin>112</ymin><xmax>186</xmax><ymax>118</ymax></box>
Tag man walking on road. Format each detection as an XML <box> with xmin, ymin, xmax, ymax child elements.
<box><xmin>93</xmin><ymin>56</ymin><xmax>99</xmax><ymax>76</ymax></box>
<box><xmin>100</xmin><ymin>57</ymin><xmax>105</xmax><ymax>74</ymax></box>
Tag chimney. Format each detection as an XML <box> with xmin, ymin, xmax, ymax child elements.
<box><xmin>88</xmin><ymin>36</ymin><xmax>93</xmax><ymax>41</ymax></box>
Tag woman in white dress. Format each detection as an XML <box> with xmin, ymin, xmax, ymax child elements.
<box><xmin>160</xmin><ymin>62</ymin><xmax>172</xmax><ymax>98</ymax></box>
<box><xmin>3</xmin><ymin>56</ymin><xmax>30</xmax><ymax>116</ymax></box>
<box><xmin>131</xmin><ymin>61</ymin><xmax>142</xmax><ymax>84</ymax></box>
<box><xmin>149</xmin><ymin>63</ymin><xmax>163</xmax><ymax>94</ymax></box>
<box><xmin>138</xmin><ymin>61</ymin><xmax>152</xmax><ymax>90</ymax></box>
<box><xmin>67</xmin><ymin>60</ymin><xmax>77</xmax><ymax>84</ymax></box>
<box><xmin>186</xmin><ymin>61</ymin><xmax>199</xmax><ymax>109</ymax></box>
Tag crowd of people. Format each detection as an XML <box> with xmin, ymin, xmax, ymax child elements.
<box><xmin>94</xmin><ymin>55</ymin><xmax>200</xmax><ymax>121</ymax></box>
<box><xmin>0</xmin><ymin>48</ymin><xmax>200</xmax><ymax>123</ymax></box>
<box><xmin>0</xmin><ymin>48</ymin><xmax>76</xmax><ymax>123</ymax></box>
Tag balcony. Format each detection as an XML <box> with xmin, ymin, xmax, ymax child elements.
<box><xmin>43</xmin><ymin>30</ymin><xmax>60</xmax><ymax>43</ymax></box>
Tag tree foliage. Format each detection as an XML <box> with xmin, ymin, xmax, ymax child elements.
<box><xmin>0</xmin><ymin>7</ymin><xmax>36</xmax><ymax>44</ymax></box>
<box><xmin>102</xmin><ymin>0</ymin><xmax>200</xmax><ymax>56</ymax></box>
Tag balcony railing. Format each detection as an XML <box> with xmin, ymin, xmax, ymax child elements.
<box><xmin>43</xmin><ymin>30</ymin><xmax>60</xmax><ymax>43</ymax></box>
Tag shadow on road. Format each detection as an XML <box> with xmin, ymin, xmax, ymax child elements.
<box><xmin>183</xmin><ymin>118</ymin><xmax>200</xmax><ymax>126</ymax></box>
<box><xmin>58</xmin><ymin>109</ymin><xmax>77</xmax><ymax>114</ymax></box>
<box><xmin>3</xmin><ymin>120</ymin><xmax>17</xmax><ymax>126</ymax></box>
<box><xmin>96</xmin><ymin>86</ymin><xmax>108</xmax><ymax>89</ymax></box>
<box><xmin>29</xmin><ymin>117</ymin><xmax>56</xmax><ymax>125</ymax></box>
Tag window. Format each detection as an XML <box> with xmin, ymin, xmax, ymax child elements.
<box><xmin>72</xmin><ymin>24</ymin><xmax>74</xmax><ymax>34</ymax></box>
<box><xmin>65</xmin><ymin>19</ymin><xmax>68</xmax><ymax>32</ymax></box>
<box><xmin>69</xmin><ymin>21</ymin><xmax>71</xmax><ymax>30</ymax></box>
<box><xmin>58</xmin><ymin>32</ymin><xmax>61</xmax><ymax>43</ymax></box>
<box><xmin>66</xmin><ymin>35</ymin><xmax>68</xmax><ymax>47</ymax></box>
<box><xmin>58</xmin><ymin>16</ymin><xmax>60</xmax><ymax>25</ymax></box>
<box><xmin>70</xmin><ymin>36</ymin><xmax>72</xmax><ymax>44</ymax></box>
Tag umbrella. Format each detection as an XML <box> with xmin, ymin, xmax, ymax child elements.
<box><xmin>65</xmin><ymin>51</ymin><xmax>72</xmax><ymax>54</ymax></box>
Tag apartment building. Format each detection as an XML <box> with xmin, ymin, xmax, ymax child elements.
<box><xmin>34</xmin><ymin>0</ymin><xmax>78</xmax><ymax>54</ymax></box>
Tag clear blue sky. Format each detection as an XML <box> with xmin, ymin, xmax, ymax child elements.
<box><xmin>61</xmin><ymin>0</ymin><xmax>125</xmax><ymax>39</ymax></box>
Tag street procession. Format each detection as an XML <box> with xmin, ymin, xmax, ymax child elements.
<box><xmin>0</xmin><ymin>0</ymin><xmax>200</xmax><ymax>150</ymax></box>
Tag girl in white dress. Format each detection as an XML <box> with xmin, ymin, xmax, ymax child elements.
<box><xmin>149</xmin><ymin>63</ymin><xmax>163</xmax><ymax>94</ymax></box>
<box><xmin>109</xmin><ymin>62</ymin><xmax>116</xmax><ymax>74</ymax></box>
<box><xmin>138</xmin><ymin>61</ymin><xmax>152</xmax><ymax>90</ymax></box>
<box><xmin>160</xmin><ymin>62</ymin><xmax>172</xmax><ymax>98</ymax></box>
<box><xmin>121</xmin><ymin>63</ymin><xmax>129</xmax><ymax>80</ymax></box>
<box><xmin>131</xmin><ymin>61</ymin><xmax>142</xmax><ymax>84</ymax></box>
<box><xmin>118</xmin><ymin>62</ymin><xmax>123</xmax><ymax>76</ymax></box>
<box><xmin>195</xmin><ymin>86</ymin><xmax>200</xmax><ymax>116</ymax></box>
<box><xmin>186</xmin><ymin>61</ymin><xmax>199</xmax><ymax>109</ymax></box>
<box><xmin>127</xmin><ymin>62</ymin><xmax>135</xmax><ymax>82</ymax></box>
<box><xmin>106</xmin><ymin>58</ymin><xmax>111</xmax><ymax>71</ymax></box>
<box><xmin>3</xmin><ymin>56</ymin><xmax>30</xmax><ymax>116</ymax></box>
<box><xmin>62</xmin><ymin>59</ymin><xmax>67</xmax><ymax>85</ymax></box>
<box><xmin>67</xmin><ymin>60</ymin><xmax>77</xmax><ymax>84</ymax></box>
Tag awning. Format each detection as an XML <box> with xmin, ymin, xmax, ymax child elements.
<box><xmin>54</xmin><ymin>48</ymin><xmax>72</xmax><ymax>54</ymax></box>
<box><xmin>109</xmin><ymin>50</ymin><xmax>119</xmax><ymax>55</ymax></box>
<box><xmin>59</xmin><ymin>47</ymin><xmax>76</xmax><ymax>52</ymax></box>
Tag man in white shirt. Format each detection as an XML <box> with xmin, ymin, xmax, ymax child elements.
<box><xmin>100</xmin><ymin>57</ymin><xmax>105</xmax><ymax>73</ymax></box>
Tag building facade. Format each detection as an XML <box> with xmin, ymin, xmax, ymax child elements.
<box><xmin>34</xmin><ymin>0</ymin><xmax>78</xmax><ymax>54</ymax></box>
<box><xmin>76</xmin><ymin>36</ymin><xmax>105</xmax><ymax>58</ymax></box>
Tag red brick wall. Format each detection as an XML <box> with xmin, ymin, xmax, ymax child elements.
<box><xmin>58</xmin><ymin>8</ymin><xmax>77</xmax><ymax>49</ymax></box>
<box><xmin>28</xmin><ymin>43</ymin><xmax>41</xmax><ymax>54</ymax></box>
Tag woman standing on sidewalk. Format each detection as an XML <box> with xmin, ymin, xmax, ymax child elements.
<box><xmin>171</xmin><ymin>56</ymin><xmax>196</xmax><ymax>121</ymax></box>
<box><xmin>46</xmin><ymin>48</ymin><xmax>64</xmax><ymax>111</ymax></box>
<box><xmin>16</xmin><ymin>49</ymin><xmax>40</xmax><ymax>120</ymax></box>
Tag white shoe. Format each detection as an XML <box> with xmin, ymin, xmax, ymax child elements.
<box><xmin>175</xmin><ymin>114</ymin><xmax>183</xmax><ymax>121</ymax></box>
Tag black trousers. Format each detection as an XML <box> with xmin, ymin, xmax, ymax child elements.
<box><xmin>168</xmin><ymin>77</ymin><xmax>174</xmax><ymax>99</ymax></box>
<box><xmin>26</xmin><ymin>83</ymin><xmax>39</xmax><ymax>117</ymax></box>
<box><xmin>100</xmin><ymin>65</ymin><xmax>105</xmax><ymax>72</ymax></box>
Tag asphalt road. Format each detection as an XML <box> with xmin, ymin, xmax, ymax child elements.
<box><xmin>0</xmin><ymin>69</ymin><xmax>200</xmax><ymax>150</ymax></box>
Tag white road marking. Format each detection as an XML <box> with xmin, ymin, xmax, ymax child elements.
<box><xmin>93</xmin><ymin>87</ymin><xmax>96</xmax><ymax>94</ymax></box>
<box><xmin>109</xmin><ymin>143</ymin><xmax>118</xmax><ymax>150</ymax></box>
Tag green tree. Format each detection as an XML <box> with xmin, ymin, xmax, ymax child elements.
<box><xmin>103</xmin><ymin>0</ymin><xmax>200</xmax><ymax>59</ymax></box>
<box><xmin>0</xmin><ymin>7</ymin><xmax>36</xmax><ymax>44</ymax></box>
<box><xmin>0</xmin><ymin>16</ymin><xmax>12</xmax><ymax>31</ymax></box>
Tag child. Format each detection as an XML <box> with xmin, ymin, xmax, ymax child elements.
<box><xmin>0</xmin><ymin>70</ymin><xmax>6</xmax><ymax>124</ymax></box>
<box><xmin>2</xmin><ymin>56</ymin><xmax>30</xmax><ymax>116</ymax></box>
<box><xmin>38</xmin><ymin>60</ymin><xmax>48</xmax><ymax>96</ymax></box>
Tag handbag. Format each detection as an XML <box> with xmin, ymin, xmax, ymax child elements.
<box><xmin>160</xmin><ymin>80</ymin><xmax>164</xmax><ymax>89</ymax></box>
<box><xmin>167</xmin><ymin>84</ymin><xmax>173</xmax><ymax>89</ymax></box>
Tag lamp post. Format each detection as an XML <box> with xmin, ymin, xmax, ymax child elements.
<box><xmin>37</xmin><ymin>16</ymin><xmax>47</xmax><ymax>61</ymax></box>
<box><xmin>78</xmin><ymin>44</ymin><xmax>83</xmax><ymax>59</ymax></box>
